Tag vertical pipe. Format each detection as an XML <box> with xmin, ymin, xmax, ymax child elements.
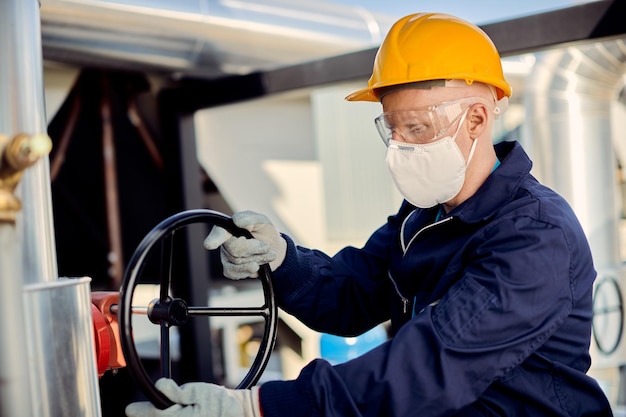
<box><xmin>0</xmin><ymin>2</ymin><xmax>102</xmax><ymax>416</ymax></box>
<box><xmin>0</xmin><ymin>1</ymin><xmax>50</xmax><ymax>415</ymax></box>
<box><xmin>23</xmin><ymin>278</ymin><xmax>102</xmax><ymax>417</ymax></box>
<box><xmin>0</xmin><ymin>226</ymin><xmax>33</xmax><ymax>415</ymax></box>
<box><xmin>522</xmin><ymin>42</ymin><xmax>625</xmax><ymax>269</ymax></box>
<box><xmin>0</xmin><ymin>0</ymin><xmax>58</xmax><ymax>284</ymax></box>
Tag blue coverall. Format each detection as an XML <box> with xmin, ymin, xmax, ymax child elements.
<box><xmin>260</xmin><ymin>141</ymin><xmax>613</xmax><ymax>416</ymax></box>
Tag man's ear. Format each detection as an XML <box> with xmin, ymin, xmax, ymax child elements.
<box><xmin>467</xmin><ymin>104</ymin><xmax>489</xmax><ymax>139</ymax></box>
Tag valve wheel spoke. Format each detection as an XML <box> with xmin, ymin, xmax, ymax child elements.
<box><xmin>119</xmin><ymin>209</ymin><xmax>278</xmax><ymax>409</ymax></box>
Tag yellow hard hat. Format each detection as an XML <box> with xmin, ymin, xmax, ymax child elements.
<box><xmin>345</xmin><ymin>13</ymin><xmax>512</xmax><ymax>102</ymax></box>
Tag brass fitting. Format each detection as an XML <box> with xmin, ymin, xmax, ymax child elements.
<box><xmin>0</xmin><ymin>133</ymin><xmax>53</xmax><ymax>223</ymax></box>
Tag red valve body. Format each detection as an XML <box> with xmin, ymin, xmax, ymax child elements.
<box><xmin>91</xmin><ymin>291</ymin><xmax>126</xmax><ymax>377</ymax></box>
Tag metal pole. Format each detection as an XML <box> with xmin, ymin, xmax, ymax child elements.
<box><xmin>0</xmin><ymin>224</ymin><xmax>33</xmax><ymax>416</ymax></box>
<box><xmin>0</xmin><ymin>1</ymin><xmax>64</xmax><ymax>415</ymax></box>
<box><xmin>1</xmin><ymin>0</ymin><xmax>58</xmax><ymax>284</ymax></box>
<box><xmin>0</xmin><ymin>1</ymin><xmax>52</xmax><ymax>414</ymax></box>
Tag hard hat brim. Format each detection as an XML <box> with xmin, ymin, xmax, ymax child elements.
<box><xmin>345</xmin><ymin>86</ymin><xmax>379</xmax><ymax>102</ymax></box>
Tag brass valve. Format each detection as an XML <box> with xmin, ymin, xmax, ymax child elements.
<box><xmin>0</xmin><ymin>133</ymin><xmax>52</xmax><ymax>223</ymax></box>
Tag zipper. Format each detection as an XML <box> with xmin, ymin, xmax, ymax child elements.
<box><xmin>387</xmin><ymin>270</ymin><xmax>411</xmax><ymax>314</ymax></box>
<box><xmin>390</xmin><ymin>210</ymin><xmax>454</xmax><ymax>315</ymax></box>
<box><xmin>401</xmin><ymin>214</ymin><xmax>454</xmax><ymax>254</ymax></box>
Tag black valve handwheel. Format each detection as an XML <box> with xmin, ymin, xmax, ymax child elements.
<box><xmin>119</xmin><ymin>209</ymin><xmax>278</xmax><ymax>409</ymax></box>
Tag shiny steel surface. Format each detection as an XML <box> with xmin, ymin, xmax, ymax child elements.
<box><xmin>0</xmin><ymin>226</ymin><xmax>33</xmax><ymax>416</ymax></box>
<box><xmin>0</xmin><ymin>0</ymin><xmax>58</xmax><ymax>284</ymax></box>
<box><xmin>522</xmin><ymin>37</ymin><xmax>626</xmax><ymax>268</ymax></box>
<box><xmin>23</xmin><ymin>278</ymin><xmax>102</xmax><ymax>417</ymax></box>
<box><xmin>0</xmin><ymin>1</ymin><xmax>58</xmax><ymax>416</ymax></box>
<box><xmin>40</xmin><ymin>0</ymin><xmax>393</xmax><ymax>77</ymax></box>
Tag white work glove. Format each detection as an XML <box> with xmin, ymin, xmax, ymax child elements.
<box><xmin>125</xmin><ymin>378</ymin><xmax>262</xmax><ymax>417</ymax></box>
<box><xmin>204</xmin><ymin>210</ymin><xmax>287</xmax><ymax>280</ymax></box>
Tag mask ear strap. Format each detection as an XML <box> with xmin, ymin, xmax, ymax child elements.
<box><xmin>466</xmin><ymin>135</ymin><xmax>478</xmax><ymax>166</ymax></box>
<box><xmin>456</xmin><ymin>109</ymin><xmax>478</xmax><ymax>166</ymax></box>
<box><xmin>453</xmin><ymin>110</ymin><xmax>468</xmax><ymax>137</ymax></box>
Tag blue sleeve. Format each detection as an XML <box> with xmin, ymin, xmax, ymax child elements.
<box><xmin>270</xmin><ymin>221</ymin><xmax>394</xmax><ymax>336</ymax></box>
<box><xmin>261</xmin><ymin>216</ymin><xmax>577</xmax><ymax>417</ymax></box>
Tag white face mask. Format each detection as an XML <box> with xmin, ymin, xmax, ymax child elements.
<box><xmin>385</xmin><ymin>111</ymin><xmax>477</xmax><ymax>208</ymax></box>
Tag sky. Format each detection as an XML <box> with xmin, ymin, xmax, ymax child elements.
<box><xmin>329</xmin><ymin>0</ymin><xmax>592</xmax><ymax>25</ymax></box>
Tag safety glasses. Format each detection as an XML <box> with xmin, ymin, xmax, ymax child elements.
<box><xmin>374</xmin><ymin>97</ymin><xmax>481</xmax><ymax>146</ymax></box>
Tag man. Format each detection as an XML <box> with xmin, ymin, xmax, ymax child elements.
<box><xmin>126</xmin><ymin>12</ymin><xmax>612</xmax><ymax>417</ymax></box>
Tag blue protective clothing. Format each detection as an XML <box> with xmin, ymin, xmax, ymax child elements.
<box><xmin>260</xmin><ymin>141</ymin><xmax>612</xmax><ymax>416</ymax></box>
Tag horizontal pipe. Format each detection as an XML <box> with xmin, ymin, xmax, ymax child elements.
<box><xmin>40</xmin><ymin>0</ymin><xmax>393</xmax><ymax>77</ymax></box>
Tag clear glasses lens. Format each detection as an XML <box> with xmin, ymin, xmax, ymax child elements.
<box><xmin>374</xmin><ymin>98</ymin><xmax>476</xmax><ymax>146</ymax></box>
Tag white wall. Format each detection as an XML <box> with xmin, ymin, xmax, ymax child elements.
<box><xmin>194</xmin><ymin>82</ymin><xmax>399</xmax><ymax>254</ymax></box>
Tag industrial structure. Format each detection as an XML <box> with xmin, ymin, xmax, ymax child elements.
<box><xmin>0</xmin><ymin>0</ymin><xmax>625</xmax><ymax>415</ymax></box>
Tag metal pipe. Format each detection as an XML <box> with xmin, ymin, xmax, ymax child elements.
<box><xmin>522</xmin><ymin>38</ymin><xmax>626</xmax><ymax>269</ymax></box>
<box><xmin>0</xmin><ymin>226</ymin><xmax>33</xmax><ymax>416</ymax></box>
<box><xmin>1</xmin><ymin>1</ymin><xmax>102</xmax><ymax>415</ymax></box>
<box><xmin>40</xmin><ymin>0</ymin><xmax>393</xmax><ymax>77</ymax></box>
<box><xmin>0</xmin><ymin>1</ymin><xmax>54</xmax><ymax>414</ymax></box>
<box><xmin>23</xmin><ymin>277</ymin><xmax>102</xmax><ymax>417</ymax></box>
<box><xmin>0</xmin><ymin>0</ymin><xmax>59</xmax><ymax>285</ymax></box>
